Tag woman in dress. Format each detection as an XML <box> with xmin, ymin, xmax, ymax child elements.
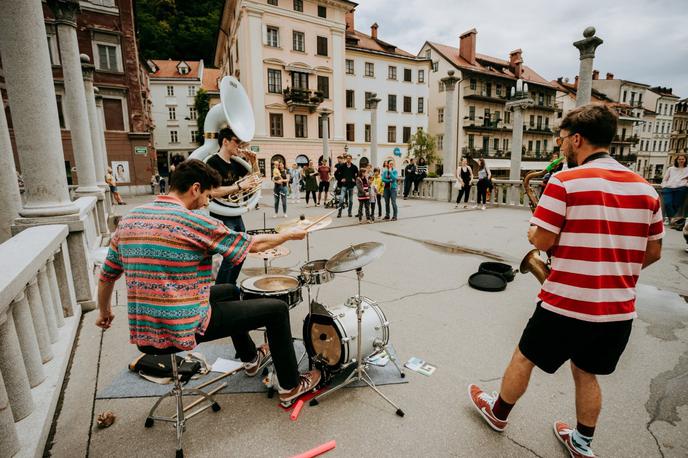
<box><xmin>302</xmin><ymin>160</ymin><xmax>319</xmax><ymax>206</ymax></box>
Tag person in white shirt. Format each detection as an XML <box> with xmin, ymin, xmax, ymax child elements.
<box><xmin>661</xmin><ymin>153</ymin><xmax>688</xmax><ymax>224</ymax></box>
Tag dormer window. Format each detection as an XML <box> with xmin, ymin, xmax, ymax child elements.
<box><xmin>177</xmin><ymin>61</ymin><xmax>190</xmax><ymax>75</ymax></box>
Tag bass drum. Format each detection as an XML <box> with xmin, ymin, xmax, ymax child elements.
<box><xmin>303</xmin><ymin>297</ymin><xmax>389</xmax><ymax>370</ymax></box>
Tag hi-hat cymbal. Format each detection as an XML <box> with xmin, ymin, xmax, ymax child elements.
<box><xmin>325</xmin><ymin>242</ymin><xmax>385</xmax><ymax>273</ymax></box>
<box><xmin>276</xmin><ymin>215</ymin><xmax>332</xmax><ymax>233</ymax></box>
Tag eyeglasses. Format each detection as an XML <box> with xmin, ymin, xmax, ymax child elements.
<box><xmin>556</xmin><ymin>133</ymin><xmax>575</xmax><ymax>147</ymax></box>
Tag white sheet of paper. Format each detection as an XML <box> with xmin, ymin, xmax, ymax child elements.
<box><xmin>211</xmin><ymin>357</ymin><xmax>244</xmax><ymax>373</ymax></box>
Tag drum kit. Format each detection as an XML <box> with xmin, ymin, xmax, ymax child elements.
<box><xmin>239</xmin><ymin>213</ymin><xmax>405</xmax><ymax>417</ymax></box>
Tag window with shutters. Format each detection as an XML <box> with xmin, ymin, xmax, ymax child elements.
<box><xmin>270</xmin><ymin>113</ymin><xmax>283</xmax><ymax>137</ymax></box>
<box><xmin>293</xmin><ymin>31</ymin><xmax>305</xmax><ymax>52</ymax></box>
<box><xmin>418</xmin><ymin>97</ymin><xmax>424</xmax><ymax>114</ymax></box>
<box><xmin>403</xmin><ymin>96</ymin><xmax>412</xmax><ymax>113</ymax></box>
<box><xmin>268</xmin><ymin>69</ymin><xmax>282</xmax><ymax>93</ymax></box>
<box><xmin>317</xmin><ymin>75</ymin><xmax>329</xmax><ymax>98</ymax></box>
<box><xmin>387</xmin><ymin>126</ymin><xmax>396</xmax><ymax>143</ymax></box>
<box><xmin>316</xmin><ymin>36</ymin><xmax>328</xmax><ymax>56</ymax></box>
<box><xmin>365</xmin><ymin>62</ymin><xmax>374</xmax><ymax>77</ymax></box>
<box><xmin>346</xmin><ymin>90</ymin><xmax>355</xmax><ymax>108</ymax></box>
<box><xmin>388</xmin><ymin>94</ymin><xmax>397</xmax><ymax>112</ymax></box>
<box><xmin>346</xmin><ymin>123</ymin><xmax>355</xmax><ymax>142</ymax></box>
<box><xmin>346</xmin><ymin>59</ymin><xmax>354</xmax><ymax>74</ymax></box>
<box><xmin>103</xmin><ymin>98</ymin><xmax>125</xmax><ymax>131</ymax></box>
<box><xmin>388</xmin><ymin>66</ymin><xmax>397</xmax><ymax>80</ymax></box>
<box><xmin>295</xmin><ymin>115</ymin><xmax>307</xmax><ymax>138</ymax></box>
<box><xmin>403</xmin><ymin>126</ymin><xmax>411</xmax><ymax>143</ymax></box>
<box><xmin>267</xmin><ymin>27</ymin><xmax>279</xmax><ymax>47</ymax></box>
<box><xmin>404</xmin><ymin>68</ymin><xmax>412</xmax><ymax>82</ymax></box>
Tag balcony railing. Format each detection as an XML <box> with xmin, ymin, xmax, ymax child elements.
<box><xmin>613</xmin><ymin>135</ymin><xmax>640</xmax><ymax>144</ymax></box>
<box><xmin>283</xmin><ymin>88</ymin><xmax>324</xmax><ymax>113</ymax></box>
<box><xmin>462</xmin><ymin>117</ymin><xmax>512</xmax><ymax>132</ymax></box>
<box><xmin>461</xmin><ymin>147</ymin><xmax>555</xmax><ymax>160</ymax></box>
<box><xmin>530</xmin><ymin>102</ymin><xmax>558</xmax><ymax>112</ymax></box>
<box><xmin>462</xmin><ymin>87</ymin><xmax>508</xmax><ymax>104</ymax></box>
<box><xmin>524</xmin><ymin>126</ymin><xmax>554</xmax><ymax>135</ymax></box>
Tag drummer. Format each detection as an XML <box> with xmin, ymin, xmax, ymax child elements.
<box><xmin>96</xmin><ymin>159</ymin><xmax>321</xmax><ymax>406</ymax></box>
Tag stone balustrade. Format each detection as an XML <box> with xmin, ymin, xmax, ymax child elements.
<box><xmin>0</xmin><ymin>224</ymin><xmax>80</xmax><ymax>457</ymax></box>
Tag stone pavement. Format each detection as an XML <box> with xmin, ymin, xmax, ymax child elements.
<box><xmin>47</xmin><ymin>193</ymin><xmax>688</xmax><ymax>457</ymax></box>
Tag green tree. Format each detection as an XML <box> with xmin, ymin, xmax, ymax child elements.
<box><xmin>194</xmin><ymin>88</ymin><xmax>210</xmax><ymax>143</ymax></box>
<box><xmin>408</xmin><ymin>130</ymin><xmax>439</xmax><ymax>165</ymax></box>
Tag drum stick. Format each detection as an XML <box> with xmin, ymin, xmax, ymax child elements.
<box><xmin>289</xmin><ymin>440</ymin><xmax>336</xmax><ymax>458</ymax></box>
<box><xmin>289</xmin><ymin>399</ymin><xmax>304</xmax><ymax>421</ymax></box>
<box><xmin>303</xmin><ymin>210</ymin><xmax>336</xmax><ymax>231</ymax></box>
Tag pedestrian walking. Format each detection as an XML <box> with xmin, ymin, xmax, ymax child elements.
<box><xmin>403</xmin><ymin>158</ymin><xmax>416</xmax><ymax>199</ymax></box>
<box><xmin>455</xmin><ymin>158</ymin><xmax>474</xmax><ymax>208</ymax></box>
<box><xmin>273</xmin><ymin>162</ymin><xmax>289</xmax><ymax>218</ymax></box>
<box><xmin>303</xmin><ymin>160</ymin><xmax>319</xmax><ymax>206</ymax></box>
<box><xmin>660</xmin><ymin>153</ymin><xmax>688</xmax><ymax>225</ymax></box>
<box><xmin>474</xmin><ymin>158</ymin><xmax>491</xmax><ymax>210</ymax></box>
<box><xmin>467</xmin><ymin>104</ymin><xmax>664</xmax><ymax>458</ymax></box>
<box><xmin>382</xmin><ymin>160</ymin><xmax>398</xmax><ymax>221</ymax></box>
<box><xmin>317</xmin><ymin>159</ymin><xmax>331</xmax><ymax>206</ymax></box>
<box><xmin>289</xmin><ymin>163</ymin><xmax>301</xmax><ymax>203</ymax></box>
<box><xmin>356</xmin><ymin>169</ymin><xmax>371</xmax><ymax>223</ymax></box>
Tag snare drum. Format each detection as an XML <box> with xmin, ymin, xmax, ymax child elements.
<box><xmin>303</xmin><ymin>297</ymin><xmax>389</xmax><ymax>370</ymax></box>
<box><xmin>300</xmin><ymin>259</ymin><xmax>334</xmax><ymax>285</ymax></box>
<box><xmin>240</xmin><ymin>274</ymin><xmax>303</xmax><ymax>308</ymax></box>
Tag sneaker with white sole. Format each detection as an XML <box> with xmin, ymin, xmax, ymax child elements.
<box><xmin>244</xmin><ymin>344</ymin><xmax>271</xmax><ymax>377</ymax></box>
<box><xmin>553</xmin><ymin>421</ymin><xmax>596</xmax><ymax>458</ymax></box>
<box><xmin>278</xmin><ymin>370</ymin><xmax>321</xmax><ymax>407</ymax></box>
<box><xmin>467</xmin><ymin>384</ymin><xmax>507</xmax><ymax>432</ymax></box>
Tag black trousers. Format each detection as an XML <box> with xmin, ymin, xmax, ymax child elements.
<box><xmin>456</xmin><ymin>183</ymin><xmax>471</xmax><ymax>203</ymax></box>
<box><xmin>196</xmin><ymin>284</ymin><xmax>299</xmax><ymax>389</ymax></box>
<box><xmin>357</xmin><ymin>199</ymin><xmax>371</xmax><ymax>220</ymax></box>
<box><xmin>305</xmin><ymin>190</ymin><xmax>317</xmax><ymax>204</ymax></box>
<box><xmin>213</xmin><ymin>215</ymin><xmax>245</xmax><ymax>285</ymax></box>
<box><xmin>403</xmin><ymin>176</ymin><xmax>415</xmax><ymax>197</ymax></box>
<box><xmin>477</xmin><ymin>179</ymin><xmax>489</xmax><ymax>204</ymax></box>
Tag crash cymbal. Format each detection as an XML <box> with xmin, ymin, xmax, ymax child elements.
<box><xmin>325</xmin><ymin>242</ymin><xmax>385</xmax><ymax>273</ymax></box>
<box><xmin>247</xmin><ymin>245</ymin><xmax>290</xmax><ymax>259</ymax></box>
<box><xmin>276</xmin><ymin>214</ymin><xmax>333</xmax><ymax>233</ymax></box>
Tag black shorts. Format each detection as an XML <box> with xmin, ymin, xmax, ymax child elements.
<box><xmin>518</xmin><ymin>303</ymin><xmax>632</xmax><ymax>375</ymax></box>
<box><xmin>318</xmin><ymin>181</ymin><xmax>330</xmax><ymax>193</ymax></box>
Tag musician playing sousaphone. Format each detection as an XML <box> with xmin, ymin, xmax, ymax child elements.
<box><xmin>206</xmin><ymin>127</ymin><xmax>263</xmax><ymax>285</ymax></box>
<box><xmin>96</xmin><ymin>159</ymin><xmax>321</xmax><ymax>406</ymax></box>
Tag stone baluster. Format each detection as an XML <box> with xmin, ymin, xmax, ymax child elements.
<box><xmin>26</xmin><ymin>278</ymin><xmax>53</xmax><ymax>363</ymax></box>
<box><xmin>12</xmin><ymin>292</ymin><xmax>46</xmax><ymax>387</ymax></box>
<box><xmin>0</xmin><ymin>310</ymin><xmax>34</xmax><ymax>421</ymax></box>
<box><xmin>37</xmin><ymin>268</ymin><xmax>60</xmax><ymax>342</ymax></box>
<box><xmin>46</xmin><ymin>255</ymin><xmax>65</xmax><ymax>326</ymax></box>
<box><xmin>0</xmin><ymin>368</ymin><xmax>20</xmax><ymax>457</ymax></box>
<box><xmin>52</xmin><ymin>243</ymin><xmax>77</xmax><ymax>317</ymax></box>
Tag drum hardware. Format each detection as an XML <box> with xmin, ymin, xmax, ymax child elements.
<box><xmin>309</xmin><ymin>263</ymin><xmax>405</xmax><ymax>417</ymax></box>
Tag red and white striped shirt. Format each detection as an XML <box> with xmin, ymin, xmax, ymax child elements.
<box><xmin>530</xmin><ymin>157</ymin><xmax>664</xmax><ymax>322</ymax></box>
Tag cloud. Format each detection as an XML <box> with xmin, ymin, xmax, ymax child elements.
<box><xmin>353</xmin><ymin>0</ymin><xmax>688</xmax><ymax>97</ymax></box>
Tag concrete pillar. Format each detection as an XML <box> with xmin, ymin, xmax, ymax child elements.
<box><xmin>368</xmin><ymin>94</ymin><xmax>381</xmax><ymax>168</ymax></box>
<box><xmin>506</xmin><ymin>80</ymin><xmax>534</xmax><ymax>204</ymax></box>
<box><xmin>573</xmin><ymin>27</ymin><xmax>603</xmax><ymax>107</ymax></box>
<box><xmin>12</xmin><ymin>292</ymin><xmax>46</xmax><ymax>388</ymax></box>
<box><xmin>320</xmin><ymin>110</ymin><xmax>331</xmax><ymax>164</ymax></box>
<box><xmin>50</xmin><ymin>0</ymin><xmax>101</xmax><ymax>194</ymax></box>
<box><xmin>441</xmin><ymin>71</ymin><xmax>460</xmax><ymax>178</ymax></box>
<box><xmin>0</xmin><ymin>368</ymin><xmax>20</xmax><ymax>458</ymax></box>
<box><xmin>0</xmin><ymin>0</ymin><xmax>77</xmax><ymax>217</ymax></box>
<box><xmin>0</xmin><ymin>311</ymin><xmax>34</xmax><ymax>421</ymax></box>
<box><xmin>0</xmin><ymin>99</ymin><xmax>22</xmax><ymax>243</ymax></box>
<box><xmin>26</xmin><ymin>278</ymin><xmax>54</xmax><ymax>363</ymax></box>
<box><xmin>82</xmin><ymin>56</ymin><xmax>107</xmax><ymax>187</ymax></box>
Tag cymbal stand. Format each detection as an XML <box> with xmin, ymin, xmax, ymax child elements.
<box><xmin>310</xmin><ymin>267</ymin><xmax>405</xmax><ymax>417</ymax></box>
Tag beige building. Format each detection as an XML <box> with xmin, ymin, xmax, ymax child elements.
<box><xmin>419</xmin><ymin>29</ymin><xmax>557</xmax><ymax>173</ymax></box>
<box><xmin>214</xmin><ymin>0</ymin><xmax>356</xmax><ymax>178</ymax></box>
<box><xmin>671</xmin><ymin>98</ymin><xmax>688</xmax><ymax>156</ymax></box>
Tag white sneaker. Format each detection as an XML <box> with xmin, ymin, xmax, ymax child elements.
<box><xmin>471</xmin><ymin>205</ymin><xmax>478</xmax><ymax>209</ymax></box>
<box><xmin>481</xmin><ymin>205</ymin><xmax>486</xmax><ymax>210</ymax></box>
<box><xmin>283</xmin><ymin>214</ymin><xmax>288</xmax><ymax>218</ymax></box>
<box><xmin>273</xmin><ymin>214</ymin><xmax>278</xmax><ymax>219</ymax></box>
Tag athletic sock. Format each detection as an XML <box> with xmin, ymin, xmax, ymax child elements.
<box><xmin>492</xmin><ymin>395</ymin><xmax>514</xmax><ymax>421</ymax></box>
<box><xmin>572</xmin><ymin>423</ymin><xmax>594</xmax><ymax>451</ymax></box>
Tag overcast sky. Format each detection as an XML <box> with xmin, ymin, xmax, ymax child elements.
<box><xmin>353</xmin><ymin>0</ymin><xmax>688</xmax><ymax>98</ymax></box>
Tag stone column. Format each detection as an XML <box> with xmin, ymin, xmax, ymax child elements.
<box><xmin>94</xmin><ymin>90</ymin><xmax>110</xmax><ymax>178</ymax></box>
<box><xmin>0</xmin><ymin>0</ymin><xmax>77</xmax><ymax>217</ymax></box>
<box><xmin>50</xmin><ymin>0</ymin><xmax>101</xmax><ymax>194</ymax></box>
<box><xmin>506</xmin><ymin>80</ymin><xmax>534</xmax><ymax>204</ymax></box>
<box><xmin>12</xmin><ymin>292</ymin><xmax>46</xmax><ymax>388</ymax></box>
<box><xmin>441</xmin><ymin>71</ymin><xmax>460</xmax><ymax>178</ymax></box>
<box><xmin>0</xmin><ymin>98</ymin><xmax>22</xmax><ymax>243</ymax></box>
<box><xmin>573</xmin><ymin>27</ymin><xmax>603</xmax><ymax>107</ymax></box>
<box><xmin>320</xmin><ymin>109</ymin><xmax>332</xmax><ymax>164</ymax></box>
<box><xmin>0</xmin><ymin>311</ymin><xmax>34</xmax><ymax>421</ymax></box>
<box><xmin>0</xmin><ymin>368</ymin><xmax>20</xmax><ymax>458</ymax></box>
<box><xmin>368</xmin><ymin>93</ymin><xmax>381</xmax><ymax>167</ymax></box>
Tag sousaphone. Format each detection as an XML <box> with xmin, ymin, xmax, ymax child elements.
<box><xmin>188</xmin><ymin>76</ymin><xmax>261</xmax><ymax>217</ymax></box>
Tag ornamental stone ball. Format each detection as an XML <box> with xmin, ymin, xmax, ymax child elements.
<box><xmin>583</xmin><ymin>26</ymin><xmax>596</xmax><ymax>38</ymax></box>
<box><xmin>80</xmin><ymin>53</ymin><xmax>90</xmax><ymax>64</ymax></box>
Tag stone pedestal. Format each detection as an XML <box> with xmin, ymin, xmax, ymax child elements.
<box><xmin>368</xmin><ymin>94</ymin><xmax>382</xmax><ymax>167</ymax></box>
<box><xmin>441</xmin><ymin>71</ymin><xmax>460</xmax><ymax>177</ymax></box>
<box><xmin>574</xmin><ymin>27</ymin><xmax>603</xmax><ymax>107</ymax></box>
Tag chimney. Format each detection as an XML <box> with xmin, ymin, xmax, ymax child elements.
<box><xmin>606</xmin><ymin>72</ymin><xmax>614</xmax><ymax>80</ymax></box>
<box><xmin>509</xmin><ymin>48</ymin><xmax>523</xmax><ymax>78</ymax></box>
<box><xmin>459</xmin><ymin>28</ymin><xmax>477</xmax><ymax>65</ymax></box>
<box><xmin>370</xmin><ymin>22</ymin><xmax>378</xmax><ymax>40</ymax></box>
<box><xmin>592</xmin><ymin>69</ymin><xmax>599</xmax><ymax>80</ymax></box>
<box><xmin>345</xmin><ymin>9</ymin><xmax>354</xmax><ymax>32</ymax></box>
<box><xmin>574</xmin><ymin>75</ymin><xmax>579</xmax><ymax>88</ymax></box>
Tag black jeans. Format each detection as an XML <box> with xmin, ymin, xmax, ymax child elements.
<box><xmin>456</xmin><ymin>183</ymin><xmax>471</xmax><ymax>203</ymax></box>
<box><xmin>212</xmin><ymin>215</ymin><xmax>245</xmax><ymax>285</ymax></box>
<box><xmin>357</xmin><ymin>199</ymin><xmax>371</xmax><ymax>220</ymax></box>
<box><xmin>305</xmin><ymin>190</ymin><xmax>317</xmax><ymax>204</ymax></box>
<box><xmin>477</xmin><ymin>179</ymin><xmax>489</xmax><ymax>204</ymax></box>
<box><xmin>403</xmin><ymin>176</ymin><xmax>415</xmax><ymax>197</ymax></box>
<box><xmin>196</xmin><ymin>284</ymin><xmax>299</xmax><ymax>389</ymax></box>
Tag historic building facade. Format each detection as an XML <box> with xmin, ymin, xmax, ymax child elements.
<box><xmin>671</xmin><ymin>98</ymin><xmax>688</xmax><ymax>156</ymax></box>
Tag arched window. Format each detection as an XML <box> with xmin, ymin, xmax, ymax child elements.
<box><xmin>270</xmin><ymin>154</ymin><xmax>286</xmax><ymax>178</ymax></box>
<box><xmin>295</xmin><ymin>154</ymin><xmax>309</xmax><ymax>167</ymax></box>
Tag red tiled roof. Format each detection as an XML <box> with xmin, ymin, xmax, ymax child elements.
<box><xmin>429</xmin><ymin>41</ymin><xmax>553</xmax><ymax>88</ymax></box>
<box><xmin>149</xmin><ymin>60</ymin><xmax>201</xmax><ymax>79</ymax></box>
<box><xmin>550</xmin><ymin>79</ymin><xmax>614</xmax><ymax>104</ymax></box>
<box><xmin>202</xmin><ymin>68</ymin><xmax>221</xmax><ymax>92</ymax></box>
<box><xmin>346</xmin><ymin>30</ymin><xmax>418</xmax><ymax>59</ymax></box>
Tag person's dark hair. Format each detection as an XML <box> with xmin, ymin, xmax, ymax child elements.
<box><xmin>479</xmin><ymin>158</ymin><xmax>486</xmax><ymax>169</ymax></box>
<box><xmin>673</xmin><ymin>153</ymin><xmax>687</xmax><ymax>167</ymax></box>
<box><xmin>374</xmin><ymin>167</ymin><xmax>380</xmax><ymax>173</ymax></box>
<box><xmin>418</xmin><ymin>157</ymin><xmax>426</xmax><ymax>164</ymax></box>
<box><xmin>217</xmin><ymin>127</ymin><xmax>238</xmax><ymax>148</ymax></box>
<box><xmin>559</xmin><ymin>104</ymin><xmax>618</xmax><ymax>147</ymax></box>
<box><xmin>170</xmin><ymin>159</ymin><xmax>221</xmax><ymax>193</ymax></box>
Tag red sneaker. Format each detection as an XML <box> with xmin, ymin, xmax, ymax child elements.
<box><xmin>553</xmin><ymin>421</ymin><xmax>596</xmax><ymax>458</ymax></box>
<box><xmin>467</xmin><ymin>384</ymin><xmax>507</xmax><ymax>432</ymax></box>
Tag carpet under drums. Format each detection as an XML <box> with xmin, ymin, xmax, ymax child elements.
<box><xmin>96</xmin><ymin>341</ymin><xmax>407</xmax><ymax>399</ymax></box>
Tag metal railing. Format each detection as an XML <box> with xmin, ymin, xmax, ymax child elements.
<box><xmin>0</xmin><ymin>224</ymin><xmax>79</xmax><ymax>457</ymax></box>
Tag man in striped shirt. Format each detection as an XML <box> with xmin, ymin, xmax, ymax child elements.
<box><xmin>96</xmin><ymin>160</ymin><xmax>320</xmax><ymax>406</ymax></box>
<box><xmin>468</xmin><ymin>104</ymin><xmax>663</xmax><ymax>457</ymax></box>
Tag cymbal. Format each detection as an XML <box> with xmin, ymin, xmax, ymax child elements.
<box><xmin>325</xmin><ymin>242</ymin><xmax>385</xmax><ymax>273</ymax></box>
<box><xmin>247</xmin><ymin>245</ymin><xmax>290</xmax><ymax>259</ymax></box>
<box><xmin>276</xmin><ymin>215</ymin><xmax>332</xmax><ymax>233</ymax></box>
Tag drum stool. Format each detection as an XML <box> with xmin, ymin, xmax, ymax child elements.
<box><xmin>138</xmin><ymin>345</ymin><xmax>221</xmax><ymax>458</ymax></box>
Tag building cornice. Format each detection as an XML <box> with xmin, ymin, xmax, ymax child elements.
<box><xmin>244</xmin><ymin>2</ymin><xmax>347</xmax><ymax>33</ymax></box>
<box><xmin>346</xmin><ymin>46</ymin><xmax>431</xmax><ymax>64</ymax></box>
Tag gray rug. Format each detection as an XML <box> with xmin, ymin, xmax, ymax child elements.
<box><xmin>97</xmin><ymin>341</ymin><xmax>407</xmax><ymax>399</ymax></box>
